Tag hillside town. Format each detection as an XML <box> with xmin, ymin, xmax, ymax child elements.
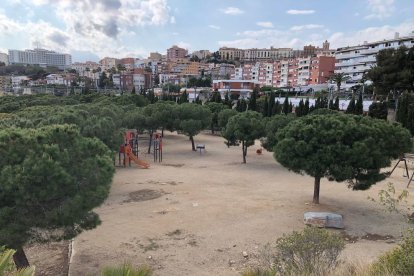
<box><xmin>1</xmin><ymin>31</ymin><xmax>413</xmax><ymax>99</ymax></box>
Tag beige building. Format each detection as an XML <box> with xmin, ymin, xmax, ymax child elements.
<box><xmin>99</xmin><ymin>57</ymin><xmax>119</xmax><ymax>71</ymax></box>
<box><xmin>0</xmin><ymin>52</ymin><xmax>9</xmax><ymax>65</ymax></box>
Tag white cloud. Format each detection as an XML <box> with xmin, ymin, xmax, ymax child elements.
<box><xmin>256</xmin><ymin>21</ymin><xmax>273</xmax><ymax>28</ymax></box>
<box><xmin>220</xmin><ymin>7</ymin><xmax>244</xmax><ymax>15</ymax></box>
<box><xmin>218</xmin><ymin>20</ymin><xmax>414</xmax><ymax>51</ymax></box>
<box><xmin>290</xmin><ymin>24</ymin><xmax>324</xmax><ymax>31</ymax></box>
<box><xmin>208</xmin><ymin>25</ymin><xmax>221</xmax><ymax>30</ymax></box>
<box><xmin>0</xmin><ymin>0</ymin><xmax>174</xmax><ymax>59</ymax></box>
<box><xmin>365</xmin><ymin>0</ymin><xmax>395</xmax><ymax>20</ymax></box>
<box><xmin>286</xmin><ymin>9</ymin><xmax>315</xmax><ymax>15</ymax></box>
<box><xmin>176</xmin><ymin>41</ymin><xmax>191</xmax><ymax>50</ymax></box>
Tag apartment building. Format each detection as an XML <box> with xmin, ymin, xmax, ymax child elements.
<box><xmin>230</xmin><ymin>55</ymin><xmax>335</xmax><ymax>88</ymax></box>
<box><xmin>167</xmin><ymin>45</ymin><xmax>188</xmax><ymax>59</ymax></box>
<box><xmin>8</xmin><ymin>48</ymin><xmax>71</xmax><ymax>69</ymax></box>
<box><xmin>149</xmin><ymin>52</ymin><xmax>163</xmax><ymax>60</ymax></box>
<box><xmin>0</xmin><ymin>52</ymin><xmax>9</xmax><ymax>65</ymax></box>
<box><xmin>335</xmin><ymin>32</ymin><xmax>414</xmax><ymax>85</ymax></box>
<box><xmin>119</xmin><ymin>58</ymin><xmax>135</xmax><ymax>70</ymax></box>
<box><xmin>212</xmin><ymin>79</ymin><xmax>260</xmax><ymax>99</ymax></box>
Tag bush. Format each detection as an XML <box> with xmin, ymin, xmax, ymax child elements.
<box><xmin>102</xmin><ymin>263</ymin><xmax>152</xmax><ymax>276</ymax></box>
<box><xmin>273</xmin><ymin>227</ymin><xmax>344</xmax><ymax>275</ymax></box>
<box><xmin>371</xmin><ymin>229</ymin><xmax>414</xmax><ymax>275</ymax></box>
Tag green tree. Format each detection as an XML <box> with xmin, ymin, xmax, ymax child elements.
<box><xmin>333</xmin><ymin>97</ymin><xmax>340</xmax><ymax>111</ymax></box>
<box><xmin>268</xmin><ymin>93</ymin><xmax>275</xmax><ymax>116</ymax></box>
<box><xmin>368</xmin><ymin>102</ymin><xmax>388</xmax><ymax>120</ymax></box>
<box><xmin>0</xmin><ymin>125</ymin><xmax>114</xmax><ymax>268</ymax></box>
<box><xmin>274</xmin><ymin>114</ymin><xmax>411</xmax><ymax>204</ymax></box>
<box><xmin>217</xmin><ymin>109</ymin><xmax>238</xmax><ymax>130</ymax></box>
<box><xmin>179</xmin><ymin>90</ymin><xmax>188</xmax><ymax>104</ymax></box>
<box><xmin>249</xmin><ymin>88</ymin><xmax>258</xmax><ymax>112</ymax></box>
<box><xmin>346</xmin><ymin>97</ymin><xmax>356</xmax><ymax>114</ymax></box>
<box><xmin>296</xmin><ymin>99</ymin><xmax>304</xmax><ymax>117</ymax></box>
<box><xmin>329</xmin><ymin>72</ymin><xmax>351</xmax><ymax>93</ymax></box>
<box><xmin>366</xmin><ymin>46</ymin><xmax>414</xmax><ymax>95</ymax></box>
<box><xmin>176</xmin><ymin>103</ymin><xmax>212</xmax><ymax>151</ymax></box>
<box><xmin>282</xmin><ymin>95</ymin><xmax>290</xmax><ymax>115</ymax></box>
<box><xmin>206</xmin><ymin>102</ymin><xmax>228</xmax><ymax>134</ymax></box>
<box><xmin>261</xmin><ymin>115</ymin><xmax>296</xmax><ymax>151</ymax></box>
<box><xmin>355</xmin><ymin>93</ymin><xmax>364</xmax><ymax>115</ymax></box>
<box><xmin>222</xmin><ymin>111</ymin><xmax>265</xmax><ymax>163</ymax></box>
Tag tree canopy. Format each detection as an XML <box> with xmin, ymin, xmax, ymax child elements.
<box><xmin>275</xmin><ymin>113</ymin><xmax>411</xmax><ymax>204</ymax></box>
<box><xmin>222</xmin><ymin>111</ymin><xmax>265</xmax><ymax>163</ymax></box>
<box><xmin>0</xmin><ymin>125</ymin><xmax>114</xmax><ymax>267</ymax></box>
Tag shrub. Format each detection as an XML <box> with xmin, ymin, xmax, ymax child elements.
<box><xmin>371</xmin><ymin>229</ymin><xmax>414</xmax><ymax>275</ymax></box>
<box><xmin>102</xmin><ymin>263</ymin><xmax>152</xmax><ymax>276</ymax></box>
<box><xmin>274</xmin><ymin>227</ymin><xmax>344</xmax><ymax>275</ymax></box>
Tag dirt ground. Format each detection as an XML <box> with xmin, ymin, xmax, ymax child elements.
<box><xmin>28</xmin><ymin>131</ymin><xmax>414</xmax><ymax>275</ymax></box>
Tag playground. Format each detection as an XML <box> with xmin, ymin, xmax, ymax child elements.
<box><xmin>27</xmin><ymin>131</ymin><xmax>414</xmax><ymax>276</ymax></box>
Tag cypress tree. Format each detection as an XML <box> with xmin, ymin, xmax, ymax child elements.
<box><xmin>328</xmin><ymin>99</ymin><xmax>334</xmax><ymax>110</ymax></box>
<box><xmin>334</xmin><ymin>97</ymin><xmax>340</xmax><ymax>111</ymax></box>
<box><xmin>250</xmin><ymin>88</ymin><xmax>258</xmax><ymax>111</ymax></box>
<box><xmin>304</xmin><ymin>98</ymin><xmax>310</xmax><ymax>115</ymax></box>
<box><xmin>240</xmin><ymin>99</ymin><xmax>247</xmax><ymax>112</ymax></box>
<box><xmin>289</xmin><ymin>102</ymin><xmax>293</xmax><ymax>113</ymax></box>
<box><xmin>268</xmin><ymin>92</ymin><xmax>275</xmax><ymax>116</ymax></box>
<box><xmin>355</xmin><ymin>93</ymin><xmax>363</xmax><ymax>115</ymax></box>
<box><xmin>224</xmin><ymin>93</ymin><xmax>231</xmax><ymax>107</ymax></box>
<box><xmin>180</xmin><ymin>90</ymin><xmax>188</xmax><ymax>104</ymax></box>
<box><xmin>263</xmin><ymin>96</ymin><xmax>269</xmax><ymax>117</ymax></box>
<box><xmin>346</xmin><ymin>97</ymin><xmax>356</xmax><ymax>114</ymax></box>
<box><xmin>282</xmin><ymin>95</ymin><xmax>289</xmax><ymax>115</ymax></box>
<box><xmin>296</xmin><ymin>99</ymin><xmax>304</xmax><ymax>117</ymax></box>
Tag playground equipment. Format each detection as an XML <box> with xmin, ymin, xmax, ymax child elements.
<box><xmin>152</xmin><ymin>133</ymin><xmax>163</xmax><ymax>162</ymax></box>
<box><xmin>388</xmin><ymin>154</ymin><xmax>414</xmax><ymax>188</ymax></box>
<box><xmin>119</xmin><ymin>131</ymin><xmax>150</xmax><ymax>169</ymax></box>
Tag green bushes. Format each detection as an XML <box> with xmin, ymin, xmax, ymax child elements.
<box><xmin>102</xmin><ymin>263</ymin><xmax>152</xmax><ymax>276</ymax></box>
<box><xmin>244</xmin><ymin>227</ymin><xmax>344</xmax><ymax>276</ymax></box>
<box><xmin>371</xmin><ymin>230</ymin><xmax>414</xmax><ymax>275</ymax></box>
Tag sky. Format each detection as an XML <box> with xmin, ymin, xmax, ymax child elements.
<box><xmin>0</xmin><ymin>0</ymin><xmax>414</xmax><ymax>62</ymax></box>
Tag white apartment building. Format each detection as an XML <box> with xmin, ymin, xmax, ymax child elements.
<box><xmin>8</xmin><ymin>48</ymin><xmax>71</xmax><ymax>69</ymax></box>
<box><xmin>46</xmin><ymin>74</ymin><xmax>66</xmax><ymax>85</ymax></box>
<box><xmin>297</xmin><ymin>57</ymin><xmax>311</xmax><ymax>86</ymax></box>
<box><xmin>191</xmin><ymin>50</ymin><xmax>211</xmax><ymax>60</ymax></box>
<box><xmin>0</xmin><ymin>52</ymin><xmax>9</xmax><ymax>65</ymax></box>
<box><xmin>335</xmin><ymin>32</ymin><xmax>414</xmax><ymax>86</ymax></box>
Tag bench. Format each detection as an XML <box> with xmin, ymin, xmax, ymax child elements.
<box><xmin>196</xmin><ymin>144</ymin><xmax>206</xmax><ymax>155</ymax></box>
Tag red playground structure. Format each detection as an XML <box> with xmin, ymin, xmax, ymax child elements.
<box><xmin>119</xmin><ymin>131</ymin><xmax>150</xmax><ymax>169</ymax></box>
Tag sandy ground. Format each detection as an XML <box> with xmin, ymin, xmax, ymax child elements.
<box><xmin>28</xmin><ymin>131</ymin><xmax>414</xmax><ymax>275</ymax></box>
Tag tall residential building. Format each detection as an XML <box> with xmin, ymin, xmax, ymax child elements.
<box><xmin>0</xmin><ymin>52</ymin><xmax>9</xmax><ymax>65</ymax></box>
<box><xmin>335</xmin><ymin>32</ymin><xmax>414</xmax><ymax>84</ymax></box>
<box><xmin>191</xmin><ymin>50</ymin><xmax>211</xmax><ymax>60</ymax></box>
<box><xmin>8</xmin><ymin>48</ymin><xmax>71</xmax><ymax>69</ymax></box>
<box><xmin>167</xmin><ymin>45</ymin><xmax>188</xmax><ymax>59</ymax></box>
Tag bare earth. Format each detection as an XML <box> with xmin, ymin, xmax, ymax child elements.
<box><xmin>28</xmin><ymin>131</ymin><xmax>414</xmax><ymax>275</ymax></box>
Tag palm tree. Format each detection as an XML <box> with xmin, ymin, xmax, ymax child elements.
<box><xmin>329</xmin><ymin>73</ymin><xmax>351</xmax><ymax>93</ymax></box>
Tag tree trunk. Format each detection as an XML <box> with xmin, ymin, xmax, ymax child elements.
<box><xmin>161</xmin><ymin>128</ymin><xmax>164</xmax><ymax>137</ymax></box>
<box><xmin>313</xmin><ymin>176</ymin><xmax>321</xmax><ymax>204</ymax></box>
<box><xmin>190</xmin><ymin>136</ymin><xmax>196</xmax><ymax>151</ymax></box>
<box><xmin>147</xmin><ymin>130</ymin><xmax>153</xmax><ymax>154</ymax></box>
<box><xmin>242</xmin><ymin>141</ymin><xmax>246</xmax><ymax>163</ymax></box>
<box><xmin>13</xmin><ymin>248</ymin><xmax>30</xmax><ymax>269</ymax></box>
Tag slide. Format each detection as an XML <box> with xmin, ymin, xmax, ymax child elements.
<box><xmin>124</xmin><ymin>145</ymin><xmax>150</xmax><ymax>169</ymax></box>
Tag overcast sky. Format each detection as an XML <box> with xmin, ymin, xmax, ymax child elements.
<box><xmin>1</xmin><ymin>0</ymin><xmax>413</xmax><ymax>62</ymax></box>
